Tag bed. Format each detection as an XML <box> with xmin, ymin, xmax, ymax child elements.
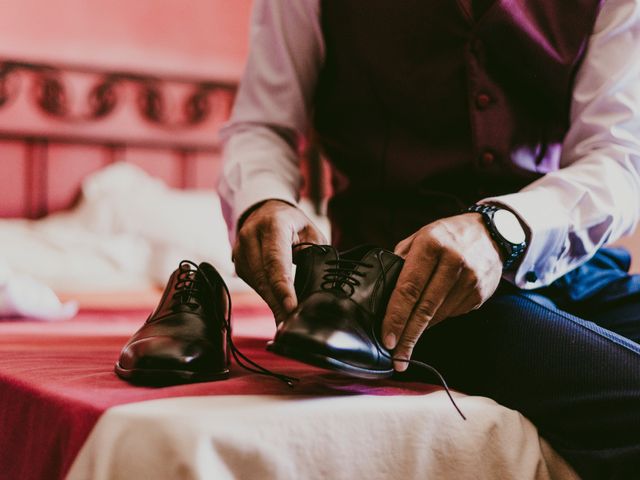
<box><xmin>0</xmin><ymin>58</ymin><xmax>579</xmax><ymax>480</ymax></box>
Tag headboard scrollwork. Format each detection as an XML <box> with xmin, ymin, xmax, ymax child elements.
<box><xmin>0</xmin><ymin>60</ymin><xmax>235</xmax><ymax>129</ymax></box>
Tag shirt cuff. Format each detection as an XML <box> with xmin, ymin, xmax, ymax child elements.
<box><xmin>482</xmin><ymin>188</ymin><xmax>571</xmax><ymax>289</ymax></box>
<box><xmin>219</xmin><ymin>175</ymin><xmax>299</xmax><ymax>246</ymax></box>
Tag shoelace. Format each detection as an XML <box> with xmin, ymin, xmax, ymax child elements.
<box><xmin>172</xmin><ymin>265</ymin><xmax>201</xmax><ymax>307</ymax></box>
<box><xmin>312</xmin><ymin>246</ymin><xmax>374</xmax><ymax>296</ymax></box>
<box><xmin>176</xmin><ymin>260</ymin><xmax>299</xmax><ymax>387</ymax></box>
<box><xmin>293</xmin><ymin>244</ymin><xmax>466</xmax><ymax>420</ymax></box>
<box><xmin>295</xmin><ymin>243</ymin><xmax>377</xmax><ymax>298</ymax></box>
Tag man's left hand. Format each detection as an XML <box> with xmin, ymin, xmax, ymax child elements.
<box><xmin>382</xmin><ymin>213</ymin><xmax>504</xmax><ymax>372</ymax></box>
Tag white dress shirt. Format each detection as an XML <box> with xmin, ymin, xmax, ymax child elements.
<box><xmin>218</xmin><ymin>0</ymin><xmax>640</xmax><ymax>289</ymax></box>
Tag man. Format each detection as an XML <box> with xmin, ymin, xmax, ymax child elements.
<box><xmin>219</xmin><ymin>0</ymin><xmax>640</xmax><ymax>477</ymax></box>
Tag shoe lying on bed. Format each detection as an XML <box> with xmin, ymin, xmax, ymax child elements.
<box><xmin>115</xmin><ymin>260</ymin><xmax>296</xmax><ymax>387</ymax></box>
<box><xmin>267</xmin><ymin>244</ymin><xmax>404</xmax><ymax>379</ymax></box>
<box><xmin>115</xmin><ymin>261</ymin><xmax>231</xmax><ymax>385</ymax></box>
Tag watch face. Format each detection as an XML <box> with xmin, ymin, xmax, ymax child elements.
<box><xmin>493</xmin><ymin>209</ymin><xmax>526</xmax><ymax>245</ymax></box>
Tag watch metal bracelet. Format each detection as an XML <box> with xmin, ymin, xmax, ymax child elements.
<box><xmin>467</xmin><ymin>204</ymin><xmax>526</xmax><ymax>271</ymax></box>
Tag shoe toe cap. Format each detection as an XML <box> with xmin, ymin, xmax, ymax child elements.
<box><xmin>119</xmin><ymin>335</ymin><xmax>218</xmax><ymax>372</ymax></box>
<box><xmin>275</xmin><ymin>293</ymin><xmax>390</xmax><ymax>369</ymax></box>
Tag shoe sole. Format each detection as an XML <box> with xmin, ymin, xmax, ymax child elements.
<box><xmin>114</xmin><ymin>363</ymin><xmax>230</xmax><ymax>387</ymax></box>
<box><xmin>266</xmin><ymin>340</ymin><xmax>393</xmax><ymax>380</ymax></box>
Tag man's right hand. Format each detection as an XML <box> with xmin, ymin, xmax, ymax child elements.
<box><xmin>232</xmin><ymin>199</ymin><xmax>327</xmax><ymax>324</ymax></box>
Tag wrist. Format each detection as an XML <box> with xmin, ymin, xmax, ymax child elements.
<box><xmin>237</xmin><ymin>199</ymin><xmax>297</xmax><ymax>233</ymax></box>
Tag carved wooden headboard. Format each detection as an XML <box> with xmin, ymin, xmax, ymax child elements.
<box><xmin>0</xmin><ymin>58</ymin><xmax>235</xmax><ymax>218</ymax></box>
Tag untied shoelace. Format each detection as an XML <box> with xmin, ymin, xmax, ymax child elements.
<box><xmin>176</xmin><ymin>260</ymin><xmax>299</xmax><ymax>387</ymax></box>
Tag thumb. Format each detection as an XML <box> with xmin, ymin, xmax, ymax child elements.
<box><xmin>297</xmin><ymin>222</ymin><xmax>328</xmax><ymax>246</ymax></box>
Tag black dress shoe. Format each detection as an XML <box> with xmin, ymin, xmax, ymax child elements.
<box><xmin>267</xmin><ymin>244</ymin><xmax>467</xmax><ymax>419</ymax></box>
<box><xmin>267</xmin><ymin>244</ymin><xmax>404</xmax><ymax>379</ymax></box>
<box><xmin>115</xmin><ymin>261</ymin><xmax>231</xmax><ymax>386</ymax></box>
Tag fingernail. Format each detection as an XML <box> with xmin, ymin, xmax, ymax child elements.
<box><xmin>394</xmin><ymin>360</ymin><xmax>407</xmax><ymax>372</ymax></box>
<box><xmin>384</xmin><ymin>333</ymin><xmax>396</xmax><ymax>350</ymax></box>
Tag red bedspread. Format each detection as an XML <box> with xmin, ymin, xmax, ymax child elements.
<box><xmin>0</xmin><ymin>302</ymin><xmax>438</xmax><ymax>480</ymax></box>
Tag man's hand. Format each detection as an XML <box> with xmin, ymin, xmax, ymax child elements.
<box><xmin>233</xmin><ymin>200</ymin><xmax>327</xmax><ymax>324</ymax></box>
<box><xmin>382</xmin><ymin>213</ymin><xmax>504</xmax><ymax>371</ymax></box>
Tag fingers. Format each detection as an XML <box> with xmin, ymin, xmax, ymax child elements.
<box><xmin>384</xmin><ymin>215</ymin><xmax>504</xmax><ymax>372</ymax></box>
<box><xmin>382</xmin><ymin>238</ymin><xmax>438</xmax><ymax>351</ymax></box>
<box><xmin>233</xmin><ymin>201</ymin><xmax>326</xmax><ymax>323</ymax></box>
<box><xmin>298</xmin><ymin>223</ymin><xmax>328</xmax><ymax>246</ymax></box>
<box><xmin>392</xmin><ymin>259</ymin><xmax>460</xmax><ymax>371</ymax></box>
<box><xmin>234</xmin><ymin>231</ymin><xmax>287</xmax><ymax>322</ymax></box>
<box><xmin>262</xmin><ymin>217</ymin><xmax>328</xmax><ymax>313</ymax></box>
<box><xmin>445</xmin><ymin>290</ymin><xmax>484</xmax><ymax>319</ymax></box>
<box><xmin>430</xmin><ymin>271</ymin><xmax>483</xmax><ymax>325</ymax></box>
<box><xmin>260</xmin><ymin>222</ymin><xmax>297</xmax><ymax>313</ymax></box>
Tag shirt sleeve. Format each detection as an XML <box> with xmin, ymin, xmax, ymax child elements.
<box><xmin>217</xmin><ymin>0</ymin><xmax>324</xmax><ymax>242</ymax></box>
<box><xmin>484</xmin><ymin>0</ymin><xmax>640</xmax><ymax>289</ymax></box>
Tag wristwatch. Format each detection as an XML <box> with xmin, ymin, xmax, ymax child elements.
<box><xmin>467</xmin><ymin>204</ymin><xmax>527</xmax><ymax>270</ymax></box>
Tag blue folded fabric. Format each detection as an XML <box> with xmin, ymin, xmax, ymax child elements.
<box><xmin>541</xmin><ymin>247</ymin><xmax>640</xmax><ymax>306</ymax></box>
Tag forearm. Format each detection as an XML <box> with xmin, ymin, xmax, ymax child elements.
<box><xmin>218</xmin><ymin>125</ymin><xmax>303</xmax><ymax>242</ymax></box>
<box><xmin>217</xmin><ymin>0</ymin><xmax>323</xmax><ymax>242</ymax></box>
<box><xmin>487</xmin><ymin>155</ymin><xmax>640</xmax><ymax>288</ymax></box>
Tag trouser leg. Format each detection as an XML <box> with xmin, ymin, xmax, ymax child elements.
<box><xmin>410</xmin><ymin>285</ymin><xmax>640</xmax><ymax>480</ymax></box>
<box><xmin>575</xmin><ymin>292</ymin><xmax>640</xmax><ymax>345</ymax></box>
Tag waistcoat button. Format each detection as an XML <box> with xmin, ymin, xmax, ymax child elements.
<box><xmin>476</xmin><ymin>93</ymin><xmax>491</xmax><ymax>109</ymax></box>
<box><xmin>481</xmin><ymin>151</ymin><xmax>495</xmax><ymax>166</ymax></box>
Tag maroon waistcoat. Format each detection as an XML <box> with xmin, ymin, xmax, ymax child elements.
<box><xmin>314</xmin><ymin>0</ymin><xmax>603</xmax><ymax>250</ymax></box>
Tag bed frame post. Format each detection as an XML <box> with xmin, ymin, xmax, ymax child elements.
<box><xmin>25</xmin><ymin>138</ymin><xmax>49</xmax><ymax>219</ymax></box>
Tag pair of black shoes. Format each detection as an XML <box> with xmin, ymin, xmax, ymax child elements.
<box><xmin>115</xmin><ymin>245</ymin><xmax>463</xmax><ymax>419</ymax></box>
<box><xmin>115</xmin><ymin>244</ymin><xmax>405</xmax><ymax>386</ymax></box>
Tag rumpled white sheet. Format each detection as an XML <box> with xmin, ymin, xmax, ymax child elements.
<box><xmin>0</xmin><ymin>270</ymin><xmax>78</xmax><ymax>321</ymax></box>
<box><xmin>0</xmin><ymin>163</ymin><xmax>246</xmax><ymax>292</ymax></box>
<box><xmin>66</xmin><ymin>394</ymin><xmax>578</xmax><ymax>480</ymax></box>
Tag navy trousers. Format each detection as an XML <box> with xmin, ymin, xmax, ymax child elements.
<box><xmin>411</xmin><ymin>248</ymin><xmax>640</xmax><ymax>480</ymax></box>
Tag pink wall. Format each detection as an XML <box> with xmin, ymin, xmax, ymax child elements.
<box><xmin>0</xmin><ymin>0</ymin><xmax>252</xmax><ymax>81</ymax></box>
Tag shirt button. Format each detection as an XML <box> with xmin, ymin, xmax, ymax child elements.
<box><xmin>476</xmin><ymin>93</ymin><xmax>491</xmax><ymax>109</ymax></box>
<box><xmin>525</xmin><ymin>271</ymin><xmax>538</xmax><ymax>283</ymax></box>
<box><xmin>481</xmin><ymin>151</ymin><xmax>495</xmax><ymax>166</ymax></box>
